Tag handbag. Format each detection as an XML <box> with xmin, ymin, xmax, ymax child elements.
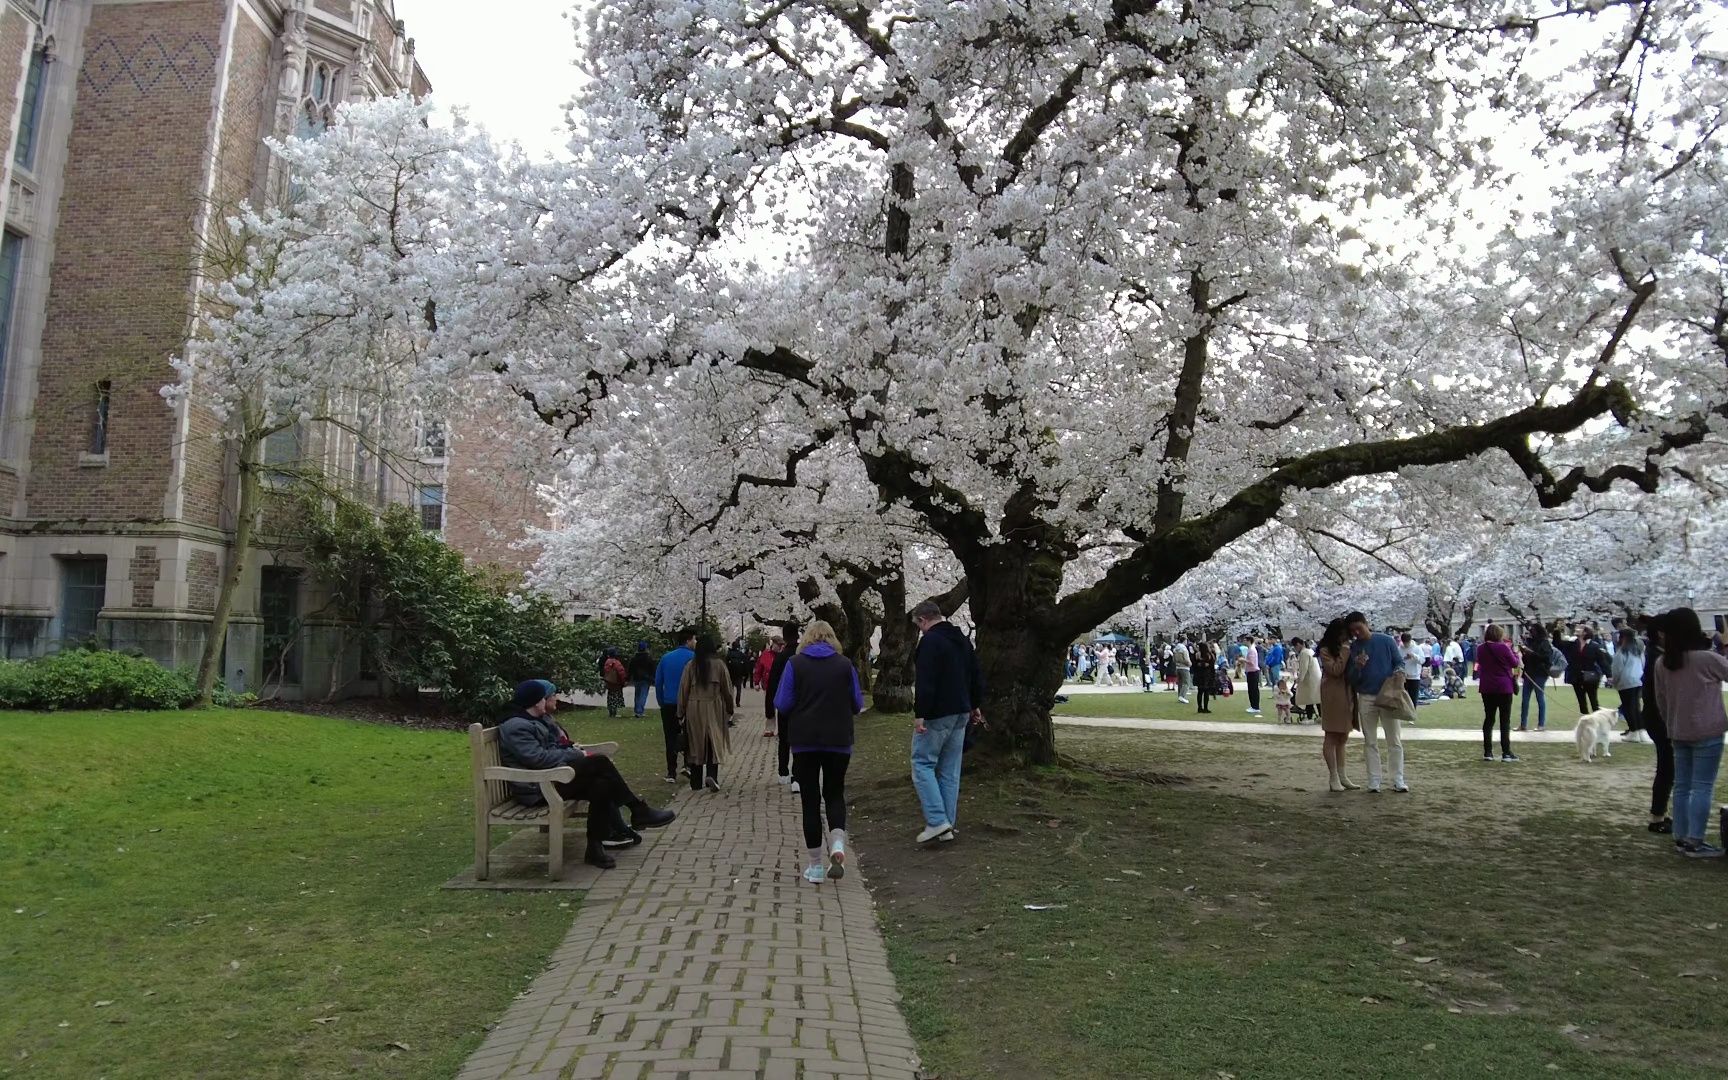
<box><xmin>1374</xmin><ymin>673</ymin><xmax>1418</xmax><ymax>722</ymax></box>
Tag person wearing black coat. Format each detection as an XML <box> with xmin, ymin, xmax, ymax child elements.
<box><xmin>1641</xmin><ymin>618</ymin><xmax>1674</xmax><ymax>834</ymax></box>
<box><xmin>766</xmin><ymin>625</ymin><xmax>799</xmax><ymax>787</ymax></box>
<box><xmin>1563</xmin><ymin>626</ymin><xmax>1612</xmax><ymax>715</ymax></box>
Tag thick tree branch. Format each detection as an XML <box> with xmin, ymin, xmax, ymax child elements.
<box><xmin>1053</xmin><ymin>380</ymin><xmax>1639</xmax><ymax>636</ymax></box>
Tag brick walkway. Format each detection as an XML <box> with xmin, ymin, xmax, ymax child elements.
<box><xmin>457</xmin><ymin>715</ymin><xmax>921</xmax><ymax>1080</ymax></box>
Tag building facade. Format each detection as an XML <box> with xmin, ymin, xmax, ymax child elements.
<box><xmin>0</xmin><ymin>0</ymin><xmax>449</xmax><ymax>696</ymax></box>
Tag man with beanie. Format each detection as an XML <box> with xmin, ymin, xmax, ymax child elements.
<box><xmin>910</xmin><ymin>601</ymin><xmax>984</xmax><ymax>844</ymax></box>
<box><xmin>498</xmin><ymin>680</ymin><xmax>677</xmax><ymax>869</ymax></box>
<box><xmin>654</xmin><ymin>629</ymin><xmax>698</xmax><ymax>782</ymax></box>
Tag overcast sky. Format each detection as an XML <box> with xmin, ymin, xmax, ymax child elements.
<box><xmin>400</xmin><ymin>0</ymin><xmax>584</xmax><ymax>160</ymax></box>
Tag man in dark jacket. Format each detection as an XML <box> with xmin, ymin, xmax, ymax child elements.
<box><xmin>497</xmin><ymin>680</ymin><xmax>676</xmax><ymax>869</ymax></box>
<box><xmin>626</xmin><ymin>641</ymin><xmax>656</xmax><ymax>718</ymax></box>
<box><xmin>910</xmin><ymin>601</ymin><xmax>984</xmax><ymax>844</ymax></box>
<box><xmin>1563</xmin><ymin>625</ymin><xmax>1611</xmax><ymax>714</ymax></box>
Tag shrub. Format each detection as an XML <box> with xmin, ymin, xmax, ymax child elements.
<box><xmin>0</xmin><ymin>649</ymin><xmax>205</xmax><ymax>711</ymax></box>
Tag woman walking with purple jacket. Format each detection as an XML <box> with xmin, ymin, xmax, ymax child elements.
<box><xmin>773</xmin><ymin>620</ymin><xmax>866</xmax><ymax>883</ymax></box>
<box><xmin>1474</xmin><ymin>625</ymin><xmax>1522</xmax><ymax>763</ymax></box>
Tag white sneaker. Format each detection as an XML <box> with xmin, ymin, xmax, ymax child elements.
<box><xmin>828</xmin><ymin>837</ymin><xmax>847</xmax><ymax>879</ymax></box>
<box><xmin>790</xmin><ymin>781</ymin><xmax>800</xmax><ymax>794</ymax></box>
<box><xmin>777</xmin><ymin>774</ymin><xmax>791</xmax><ymax>785</ymax></box>
<box><xmin>802</xmin><ymin>863</ymin><xmax>826</xmax><ymax>884</ymax></box>
<box><xmin>917</xmin><ymin>822</ymin><xmax>954</xmax><ymax>844</ymax></box>
<box><xmin>939</xmin><ymin>827</ymin><xmax>957</xmax><ymax>843</ymax></box>
<box><xmin>1245</xmin><ymin>708</ymin><xmax>1261</xmax><ymax>715</ymax></box>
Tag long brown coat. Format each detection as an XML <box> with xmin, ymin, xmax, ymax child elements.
<box><xmin>678</xmin><ymin>658</ymin><xmax>734</xmax><ymax>765</ymax></box>
<box><xmin>1317</xmin><ymin>645</ymin><xmax>1357</xmax><ymax>734</ymax></box>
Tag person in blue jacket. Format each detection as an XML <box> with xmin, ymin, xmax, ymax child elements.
<box><xmin>1346</xmin><ymin>611</ymin><xmax>1409</xmax><ymax>794</ymax></box>
<box><xmin>654</xmin><ymin>628</ymin><xmax>697</xmax><ymax>782</ymax></box>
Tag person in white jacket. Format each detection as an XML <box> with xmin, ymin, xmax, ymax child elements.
<box><xmin>1611</xmin><ymin>627</ymin><xmax>1648</xmax><ymax>743</ymax></box>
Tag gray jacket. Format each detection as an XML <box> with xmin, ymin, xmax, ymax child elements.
<box><xmin>497</xmin><ymin>712</ymin><xmax>584</xmax><ymax>805</ymax></box>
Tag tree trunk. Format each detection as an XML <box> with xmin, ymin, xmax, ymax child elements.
<box><xmin>969</xmin><ymin>543</ymin><xmax>1066</xmax><ymax>766</ymax></box>
<box><xmin>195</xmin><ymin>442</ymin><xmax>260</xmax><ymax>706</ymax></box>
<box><xmin>873</xmin><ymin>572</ymin><xmax>915</xmax><ymax>713</ymax></box>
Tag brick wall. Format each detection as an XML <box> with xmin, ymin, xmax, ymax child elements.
<box><xmin>0</xmin><ymin>6</ymin><xmax>30</xmax><ymax>179</ymax></box>
<box><xmin>26</xmin><ymin>0</ymin><xmax>225</xmax><ymax>522</ymax></box>
<box><xmin>128</xmin><ymin>544</ymin><xmax>160</xmax><ymax>607</ymax></box>
<box><xmin>442</xmin><ymin>400</ymin><xmax>558</xmax><ymax>576</ymax></box>
<box><xmin>178</xmin><ymin>10</ymin><xmax>272</xmax><ymax>530</ymax></box>
<box><xmin>187</xmin><ymin>547</ymin><xmax>218</xmax><ymax>611</ymax></box>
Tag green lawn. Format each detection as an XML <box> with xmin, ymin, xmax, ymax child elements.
<box><xmin>0</xmin><ymin>706</ymin><xmax>668</xmax><ymax>1080</ymax></box>
<box><xmin>1055</xmin><ymin>682</ymin><xmax>1620</xmax><ymax>730</ymax></box>
<box><xmin>847</xmin><ymin>715</ymin><xmax>1727</xmax><ymax>1079</ymax></box>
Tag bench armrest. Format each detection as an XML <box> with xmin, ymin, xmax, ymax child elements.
<box><xmin>578</xmin><ymin>742</ymin><xmax>618</xmax><ymax>758</ymax></box>
<box><xmin>483</xmin><ymin>765</ymin><xmax>576</xmax><ymax>784</ymax></box>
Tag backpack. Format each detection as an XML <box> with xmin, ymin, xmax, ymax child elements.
<box><xmin>603</xmin><ymin>658</ymin><xmax>626</xmax><ymax>690</ymax></box>
<box><xmin>1547</xmin><ymin>646</ymin><xmax>1566</xmax><ymax>679</ymax></box>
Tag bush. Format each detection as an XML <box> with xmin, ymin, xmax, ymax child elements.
<box><xmin>297</xmin><ymin>501</ymin><xmax>666</xmax><ymax>719</ymax></box>
<box><xmin>0</xmin><ymin>649</ymin><xmax>205</xmax><ymax>711</ymax></box>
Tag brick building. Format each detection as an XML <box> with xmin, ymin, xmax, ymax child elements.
<box><xmin>0</xmin><ymin>0</ymin><xmax>493</xmax><ymax>697</ymax></box>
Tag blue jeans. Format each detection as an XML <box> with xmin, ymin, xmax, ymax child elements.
<box><xmin>1672</xmin><ymin>736</ymin><xmax>1725</xmax><ymax>844</ymax></box>
<box><xmin>631</xmin><ymin>681</ymin><xmax>650</xmax><ymax>717</ymax></box>
<box><xmin>912</xmin><ymin>713</ymin><xmax>968</xmax><ymax>828</ymax></box>
<box><xmin>1519</xmin><ymin>677</ymin><xmax>1546</xmax><ymax>729</ymax></box>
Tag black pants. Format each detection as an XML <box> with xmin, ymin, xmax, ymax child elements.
<box><xmin>660</xmin><ymin>704</ymin><xmax>682</xmax><ymax>778</ymax></box>
<box><xmin>1246</xmin><ymin>670</ymin><xmax>1261</xmax><ymax>710</ymax></box>
<box><xmin>792</xmin><ymin>750</ymin><xmax>849</xmax><ymax>849</ymax></box>
<box><xmin>552</xmin><ymin>755</ymin><xmax>641</xmax><ymax>844</ymax></box>
<box><xmin>1618</xmin><ymin>687</ymin><xmax>1643</xmax><ymax>731</ymax></box>
<box><xmin>689</xmin><ymin>760</ymin><xmax>718</xmax><ymax>790</ymax></box>
<box><xmin>731</xmin><ymin>669</ymin><xmax>746</xmax><ymax>706</ymax></box>
<box><xmin>1405</xmin><ymin>678</ymin><xmax>1421</xmax><ymax>706</ymax></box>
<box><xmin>1481</xmin><ymin>692</ymin><xmax>1512</xmax><ymax>756</ymax></box>
<box><xmin>1196</xmin><ymin>689</ymin><xmax>1212</xmax><ymax>712</ymax></box>
<box><xmin>1573</xmin><ymin>680</ymin><xmax>1601</xmax><ymax>714</ymax></box>
<box><xmin>1648</xmin><ymin>708</ymin><xmax>1674</xmax><ymax>818</ymax></box>
<box><xmin>778</xmin><ymin>724</ymin><xmax>791</xmax><ymax>778</ymax></box>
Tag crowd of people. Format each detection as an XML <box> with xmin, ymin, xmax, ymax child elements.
<box><xmin>498</xmin><ymin>605</ymin><xmax>987</xmax><ymax>879</ymax></box>
<box><xmin>1064</xmin><ymin>609</ymin><xmax>1728</xmax><ymax>856</ymax></box>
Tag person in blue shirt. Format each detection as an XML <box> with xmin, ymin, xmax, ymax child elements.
<box><xmin>654</xmin><ymin>628</ymin><xmax>698</xmax><ymax>783</ymax></box>
<box><xmin>1346</xmin><ymin>611</ymin><xmax>1409</xmax><ymax>793</ymax></box>
<box><xmin>1265</xmin><ymin>640</ymin><xmax>1287</xmax><ymax>689</ymax></box>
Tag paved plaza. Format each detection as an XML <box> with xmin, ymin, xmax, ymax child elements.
<box><xmin>457</xmin><ymin>717</ymin><xmax>920</xmax><ymax>1080</ymax></box>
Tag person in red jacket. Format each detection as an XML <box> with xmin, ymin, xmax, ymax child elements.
<box><xmin>753</xmin><ymin>637</ymin><xmax>781</xmax><ymax>692</ymax></box>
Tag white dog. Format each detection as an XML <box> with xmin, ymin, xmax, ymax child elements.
<box><xmin>1574</xmin><ymin>708</ymin><xmax>1619</xmax><ymax>763</ymax></box>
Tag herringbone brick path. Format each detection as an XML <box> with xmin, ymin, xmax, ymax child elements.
<box><xmin>457</xmin><ymin>710</ymin><xmax>921</xmax><ymax>1080</ymax></box>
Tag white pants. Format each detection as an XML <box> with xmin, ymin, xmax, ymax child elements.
<box><xmin>1357</xmin><ymin>698</ymin><xmax>1405</xmax><ymax>789</ymax></box>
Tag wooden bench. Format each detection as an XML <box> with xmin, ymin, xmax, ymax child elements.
<box><xmin>469</xmin><ymin>723</ymin><xmax>617</xmax><ymax>881</ymax></box>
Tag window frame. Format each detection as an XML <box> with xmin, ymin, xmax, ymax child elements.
<box><xmin>417</xmin><ymin>483</ymin><xmax>444</xmax><ymax>532</ymax></box>
<box><xmin>57</xmin><ymin>556</ymin><xmax>106</xmax><ymax>645</ymax></box>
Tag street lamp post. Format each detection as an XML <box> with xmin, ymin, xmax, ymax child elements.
<box><xmin>696</xmin><ymin>561</ymin><xmax>713</xmax><ymax>633</ymax></box>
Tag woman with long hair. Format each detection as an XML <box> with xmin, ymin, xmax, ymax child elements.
<box><xmin>1641</xmin><ymin>615</ymin><xmax>1675</xmax><ymax>834</ymax></box>
<box><xmin>1474</xmin><ymin>624</ymin><xmax>1522</xmax><ymax>763</ymax></box>
<box><xmin>1518</xmin><ymin>624</ymin><xmax>1552</xmax><ymax>732</ymax></box>
<box><xmin>677</xmin><ymin>634</ymin><xmax>734</xmax><ymax>792</ymax></box>
<box><xmin>1193</xmin><ymin>642</ymin><xmax>1217</xmax><ymax>713</ymax></box>
<box><xmin>1651</xmin><ymin>608</ymin><xmax>1728</xmax><ymax>857</ymax></box>
<box><xmin>1316</xmin><ymin>618</ymin><xmax>1360</xmax><ymax>791</ymax></box>
<box><xmin>772</xmin><ymin>620</ymin><xmax>865</xmax><ymax>883</ymax></box>
<box><xmin>1611</xmin><ymin>626</ymin><xmax>1647</xmax><ymax>742</ymax></box>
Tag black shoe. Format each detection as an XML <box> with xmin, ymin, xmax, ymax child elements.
<box><xmin>1649</xmin><ymin>818</ymin><xmax>1673</xmax><ymax>834</ymax></box>
<box><xmin>602</xmin><ymin>828</ymin><xmax>643</xmax><ymax>849</ymax></box>
<box><xmin>632</xmin><ymin>805</ymin><xmax>677</xmax><ymax>829</ymax></box>
<box><xmin>1501</xmin><ymin>753</ymin><xmax>1520</xmax><ymax>763</ymax></box>
<box><xmin>584</xmin><ymin>843</ymin><xmax>617</xmax><ymax>870</ymax></box>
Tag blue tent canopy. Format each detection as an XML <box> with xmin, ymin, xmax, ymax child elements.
<box><xmin>1093</xmin><ymin>632</ymin><xmax>1134</xmax><ymax>643</ymax></box>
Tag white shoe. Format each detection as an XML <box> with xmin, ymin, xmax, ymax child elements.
<box><xmin>917</xmin><ymin>823</ymin><xmax>954</xmax><ymax>844</ymax></box>
<box><xmin>777</xmin><ymin>774</ymin><xmax>791</xmax><ymax>785</ymax></box>
<box><xmin>1245</xmin><ymin>708</ymin><xmax>1261</xmax><ymax>715</ymax></box>
<box><xmin>802</xmin><ymin>863</ymin><xmax>826</xmax><ymax>884</ymax></box>
<box><xmin>828</xmin><ymin>836</ymin><xmax>847</xmax><ymax>879</ymax></box>
<box><xmin>939</xmin><ymin>828</ymin><xmax>957</xmax><ymax>842</ymax></box>
<box><xmin>790</xmin><ymin>781</ymin><xmax>800</xmax><ymax>794</ymax></box>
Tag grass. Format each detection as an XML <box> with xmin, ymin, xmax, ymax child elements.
<box><xmin>0</xmin><ymin>706</ymin><xmax>669</xmax><ymax>1080</ymax></box>
<box><xmin>1054</xmin><ymin>681</ymin><xmax>1630</xmax><ymax>730</ymax></box>
<box><xmin>847</xmin><ymin>715</ymin><xmax>1728</xmax><ymax>1080</ymax></box>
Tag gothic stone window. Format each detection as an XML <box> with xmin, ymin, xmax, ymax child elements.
<box><xmin>297</xmin><ymin>60</ymin><xmax>340</xmax><ymax>138</ymax></box>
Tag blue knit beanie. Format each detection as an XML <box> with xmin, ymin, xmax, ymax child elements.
<box><xmin>513</xmin><ymin>679</ymin><xmax>557</xmax><ymax>708</ymax></box>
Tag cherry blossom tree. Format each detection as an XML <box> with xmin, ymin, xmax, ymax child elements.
<box><xmin>181</xmin><ymin>3</ymin><xmax>1728</xmax><ymax>763</ymax></box>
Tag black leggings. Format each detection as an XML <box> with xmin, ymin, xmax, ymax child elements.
<box><xmin>1573</xmin><ymin>681</ymin><xmax>1601</xmax><ymax>713</ymax></box>
<box><xmin>1481</xmin><ymin>691</ymin><xmax>1512</xmax><ymax>756</ymax></box>
<box><xmin>1619</xmin><ymin>688</ymin><xmax>1643</xmax><ymax>732</ymax></box>
<box><xmin>1648</xmin><ymin>708</ymin><xmax>1674</xmax><ymax>818</ymax></box>
<box><xmin>791</xmin><ymin>750</ymin><xmax>849</xmax><ymax>849</ymax></box>
<box><xmin>1196</xmin><ymin>689</ymin><xmax>1212</xmax><ymax>712</ymax></box>
<box><xmin>1247</xmin><ymin>670</ymin><xmax>1261</xmax><ymax>710</ymax></box>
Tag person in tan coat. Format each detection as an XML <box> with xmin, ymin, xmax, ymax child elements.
<box><xmin>678</xmin><ymin>634</ymin><xmax>735</xmax><ymax>792</ymax></box>
<box><xmin>1316</xmin><ymin>618</ymin><xmax>1360</xmax><ymax>793</ymax></box>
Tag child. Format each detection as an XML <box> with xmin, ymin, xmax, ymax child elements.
<box><xmin>1274</xmin><ymin>676</ymin><xmax>1294</xmax><ymax>724</ymax></box>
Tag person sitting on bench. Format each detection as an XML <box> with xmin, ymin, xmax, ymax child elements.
<box><xmin>497</xmin><ymin>679</ymin><xmax>677</xmax><ymax>869</ymax></box>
